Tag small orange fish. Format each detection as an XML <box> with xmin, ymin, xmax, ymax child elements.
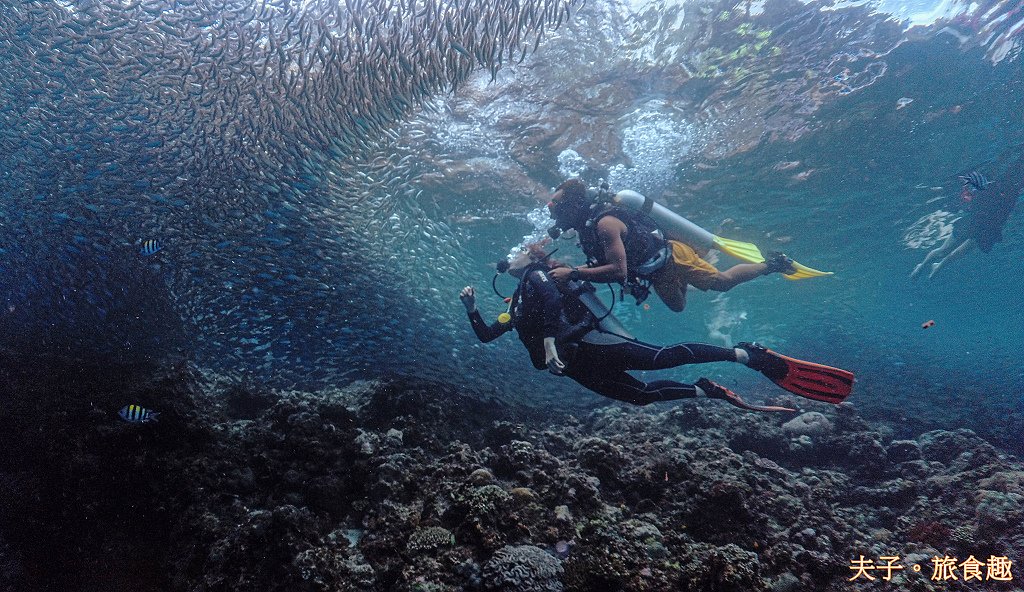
<box><xmin>922</xmin><ymin>320</ymin><xmax>935</xmax><ymax>329</ymax></box>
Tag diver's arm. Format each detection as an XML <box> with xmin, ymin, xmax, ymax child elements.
<box><xmin>468</xmin><ymin>310</ymin><xmax>510</xmax><ymax>342</ymax></box>
<box><xmin>548</xmin><ymin>216</ymin><xmax>629</xmax><ymax>285</ymax></box>
<box><xmin>583</xmin><ymin>216</ymin><xmax>629</xmax><ymax>282</ymax></box>
<box><xmin>461</xmin><ymin>286</ymin><xmax>510</xmax><ymax>342</ymax></box>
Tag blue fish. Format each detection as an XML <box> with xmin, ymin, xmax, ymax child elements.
<box><xmin>118</xmin><ymin>404</ymin><xmax>159</xmax><ymax>423</ymax></box>
<box><xmin>958</xmin><ymin>171</ymin><xmax>992</xmax><ymax>191</ymax></box>
<box><xmin>140</xmin><ymin>239</ymin><xmax>162</xmax><ymax>256</ymax></box>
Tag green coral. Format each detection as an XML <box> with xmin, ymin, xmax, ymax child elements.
<box><xmin>975</xmin><ymin>490</ymin><xmax>1024</xmax><ymax>535</ymax></box>
<box><xmin>563</xmin><ymin>517</ymin><xmax>675</xmax><ymax>589</ymax></box>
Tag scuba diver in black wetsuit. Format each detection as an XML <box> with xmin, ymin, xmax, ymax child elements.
<box><xmin>460</xmin><ymin>242</ymin><xmax>854</xmax><ymax>410</ymax></box>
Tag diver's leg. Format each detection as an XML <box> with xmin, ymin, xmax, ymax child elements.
<box><xmin>567</xmin><ymin>370</ymin><xmax>699</xmax><ymax>406</ymax></box>
<box><xmin>706</xmin><ymin>263</ymin><xmax>769</xmax><ymax>291</ymax></box>
<box><xmin>651</xmin><ymin>281</ymin><xmax>687</xmax><ymax>312</ymax></box>
<box><xmin>910</xmin><ymin>249</ymin><xmax>941</xmax><ymax>279</ymax></box>
<box><xmin>576</xmin><ymin>336</ymin><xmax>736</xmax><ymax>371</ymax></box>
<box><xmin>911</xmin><ymin>234</ymin><xmax>955</xmax><ymax>279</ymax></box>
<box><xmin>650</xmin><ymin>247</ymin><xmax>690</xmax><ymax>312</ymax></box>
<box><xmin>928</xmin><ymin>238</ymin><xmax>974</xmax><ymax>278</ymax></box>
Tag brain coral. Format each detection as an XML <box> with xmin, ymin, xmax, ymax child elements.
<box><xmin>481</xmin><ymin>545</ymin><xmax>564</xmax><ymax>592</ymax></box>
<box><xmin>782</xmin><ymin>412</ymin><xmax>833</xmax><ymax>437</ymax></box>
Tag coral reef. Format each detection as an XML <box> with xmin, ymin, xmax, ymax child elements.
<box><xmin>2</xmin><ymin>361</ymin><xmax>1023</xmax><ymax>592</ymax></box>
<box><xmin>781</xmin><ymin>412</ymin><xmax>833</xmax><ymax>438</ymax></box>
<box><xmin>481</xmin><ymin>545</ymin><xmax>564</xmax><ymax>592</ymax></box>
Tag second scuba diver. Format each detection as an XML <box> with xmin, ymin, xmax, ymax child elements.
<box><xmin>544</xmin><ymin>178</ymin><xmax>799</xmax><ymax>312</ymax></box>
<box><xmin>461</xmin><ymin>242</ymin><xmax>854</xmax><ymax>411</ymax></box>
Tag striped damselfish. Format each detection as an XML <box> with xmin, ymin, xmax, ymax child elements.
<box><xmin>140</xmin><ymin>239</ymin><xmax>162</xmax><ymax>256</ymax></box>
<box><xmin>118</xmin><ymin>404</ymin><xmax>159</xmax><ymax>423</ymax></box>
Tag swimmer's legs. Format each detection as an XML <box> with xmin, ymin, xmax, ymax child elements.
<box><xmin>928</xmin><ymin>238</ymin><xmax>974</xmax><ymax>279</ymax></box>
<box><xmin>911</xmin><ymin>233</ymin><xmax>956</xmax><ymax>280</ymax></box>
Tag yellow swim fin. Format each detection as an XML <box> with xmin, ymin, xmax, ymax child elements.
<box><xmin>712</xmin><ymin>235</ymin><xmax>765</xmax><ymax>263</ymax></box>
<box><xmin>783</xmin><ymin>260</ymin><xmax>833</xmax><ymax>280</ymax></box>
<box><xmin>712</xmin><ymin>235</ymin><xmax>834</xmax><ymax>280</ymax></box>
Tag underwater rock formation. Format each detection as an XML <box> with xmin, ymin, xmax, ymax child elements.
<box><xmin>2</xmin><ymin>361</ymin><xmax>1023</xmax><ymax>591</ymax></box>
<box><xmin>781</xmin><ymin>411</ymin><xmax>833</xmax><ymax>437</ymax></box>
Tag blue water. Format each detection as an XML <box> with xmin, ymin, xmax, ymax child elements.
<box><xmin>452</xmin><ymin>37</ymin><xmax>1024</xmax><ymax>445</ymax></box>
<box><xmin>0</xmin><ymin>0</ymin><xmax>1022</xmax><ymax>449</ymax></box>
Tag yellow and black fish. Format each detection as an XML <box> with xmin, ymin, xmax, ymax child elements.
<box><xmin>140</xmin><ymin>239</ymin><xmax>162</xmax><ymax>256</ymax></box>
<box><xmin>118</xmin><ymin>404</ymin><xmax>159</xmax><ymax>423</ymax></box>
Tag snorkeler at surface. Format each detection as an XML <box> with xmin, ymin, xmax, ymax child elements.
<box><xmin>911</xmin><ymin>152</ymin><xmax>1023</xmax><ymax>280</ymax></box>
<box><xmin>460</xmin><ymin>242</ymin><xmax>854</xmax><ymax>411</ymax></box>
<box><xmin>543</xmin><ymin>178</ymin><xmax>798</xmax><ymax>312</ymax></box>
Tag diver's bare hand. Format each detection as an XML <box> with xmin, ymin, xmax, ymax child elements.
<box><xmin>547</xmin><ymin>266</ymin><xmax>572</xmax><ymax>285</ymax></box>
<box><xmin>543</xmin><ymin>337</ymin><xmax>565</xmax><ymax>375</ymax></box>
<box><xmin>459</xmin><ymin>286</ymin><xmax>476</xmax><ymax>313</ymax></box>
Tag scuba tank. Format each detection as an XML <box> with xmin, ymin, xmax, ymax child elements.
<box><xmin>597</xmin><ymin>184</ymin><xmax>832</xmax><ymax>279</ymax></box>
<box><xmin>566</xmin><ymin>279</ymin><xmax>634</xmax><ymax>339</ymax></box>
<box><xmin>610</xmin><ymin>189</ymin><xmax>718</xmax><ymax>254</ymax></box>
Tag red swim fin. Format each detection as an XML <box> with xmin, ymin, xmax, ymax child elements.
<box><xmin>696</xmin><ymin>378</ymin><xmax>796</xmax><ymax>413</ymax></box>
<box><xmin>737</xmin><ymin>342</ymin><xmax>854</xmax><ymax>404</ymax></box>
<box><xmin>772</xmin><ymin>354</ymin><xmax>854</xmax><ymax>404</ymax></box>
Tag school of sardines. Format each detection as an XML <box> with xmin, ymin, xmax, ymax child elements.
<box><xmin>0</xmin><ymin>0</ymin><xmax>581</xmax><ymax>386</ymax></box>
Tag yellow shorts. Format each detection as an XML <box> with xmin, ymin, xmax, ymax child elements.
<box><xmin>651</xmin><ymin>240</ymin><xmax>720</xmax><ymax>293</ymax></box>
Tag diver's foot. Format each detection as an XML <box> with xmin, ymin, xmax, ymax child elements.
<box><xmin>696</xmin><ymin>376</ymin><xmax>796</xmax><ymax>412</ymax></box>
<box><xmin>910</xmin><ymin>263</ymin><xmax>924</xmax><ymax>280</ymax></box>
<box><xmin>764</xmin><ymin>251</ymin><xmax>796</xmax><ymax>275</ymax></box>
<box><xmin>695</xmin><ymin>377</ymin><xmax>732</xmax><ymax>400</ymax></box>
<box><xmin>735</xmin><ymin>342</ymin><xmax>788</xmax><ymax>380</ymax></box>
<box><xmin>927</xmin><ymin>262</ymin><xmax>942</xmax><ymax>279</ymax></box>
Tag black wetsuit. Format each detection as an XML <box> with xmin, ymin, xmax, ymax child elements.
<box><xmin>967</xmin><ymin>158</ymin><xmax>1023</xmax><ymax>252</ymax></box>
<box><xmin>467</xmin><ymin>263</ymin><xmax>737</xmax><ymax>405</ymax></box>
